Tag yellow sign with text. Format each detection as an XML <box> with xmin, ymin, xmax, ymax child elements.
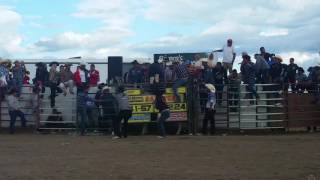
<box><xmin>125</xmin><ymin>89</ymin><xmax>141</xmax><ymax>96</ymax></box>
<box><xmin>165</xmin><ymin>87</ymin><xmax>186</xmax><ymax>94</ymax></box>
<box><xmin>129</xmin><ymin>94</ymin><xmax>184</xmax><ymax>104</ymax></box>
<box><xmin>132</xmin><ymin>104</ymin><xmax>155</xmax><ymax>113</ymax></box>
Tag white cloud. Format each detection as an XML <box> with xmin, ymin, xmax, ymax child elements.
<box><xmin>259</xmin><ymin>28</ymin><xmax>289</xmax><ymax>37</ymax></box>
<box><xmin>0</xmin><ymin>6</ymin><xmax>24</xmax><ymax>57</ymax></box>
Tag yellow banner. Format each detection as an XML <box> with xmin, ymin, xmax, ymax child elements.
<box><xmin>154</xmin><ymin>103</ymin><xmax>187</xmax><ymax>112</ymax></box>
<box><xmin>126</xmin><ymin>89</ymin><xmax>141</xmax><ymax>96</ymax></box>
<box><xmin>165</xmin><ymin>87</ymin><xmax>186</xmax><ymax>94</ymax></box>
<box><xmin>129</xmin><ymin>94</ymin><xmax>184</xmax><ymax>104</ymax></box>
<box><xmin>132</xmin><ymin>104</ymin><xmax>155</xmax><ymax>113</ymax></box>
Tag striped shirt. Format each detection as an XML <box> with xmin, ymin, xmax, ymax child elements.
<box><xmin>174</xmin><ymin>64</ymin><xmax>189</xmax><ymax>79</ymax></box>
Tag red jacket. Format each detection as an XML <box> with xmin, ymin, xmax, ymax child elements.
<box><xmin>73</xmin><ymin>69</ymin><xmax>89</xmax><ymax>87</ymax></box>
<box><xmin>89</xmin><ymin>70</ymin><xmax>100</xmax><ymax>86</ymax></box>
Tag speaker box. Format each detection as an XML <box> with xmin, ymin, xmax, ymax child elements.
<box><xmin>108</xmin><ymin>56</ymin><xmax>123</xmax><ymax>83</ymax></box>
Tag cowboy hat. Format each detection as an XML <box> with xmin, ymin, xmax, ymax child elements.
<box><xmin>205</xmin><ymin>84</ymin><xmax>216</xmax><ymax>93</ymax></box>
<box><xmin>274</xmin><ymin>55</ymin><xmax>283</xmax><ymax>62</ymax></box>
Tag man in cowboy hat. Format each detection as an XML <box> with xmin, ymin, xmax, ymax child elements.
<box><xmin>202</xmin><ymin>83</ymin><xmax>216</xmax><ymax>135</ymax></box>
<box><xmin>34</xmin><ymin>62</ymin><xmax>49</xmax><ymax>98</ymax></box>
<box><xmin>100</xmin><ymin>86</ymin><xmax>119</xmax><ymax>136</ymax></box>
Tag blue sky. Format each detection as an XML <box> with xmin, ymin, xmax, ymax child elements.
<box><xmin>0</xmin><ymin>0</ymin><xmax>319</xmax><ymax>67</ymax></box>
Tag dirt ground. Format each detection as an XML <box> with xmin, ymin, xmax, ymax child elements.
<box><xmin>0</xmin><ymin>133</ymin><xmax>319</xmax><ymax>180</ymax></box>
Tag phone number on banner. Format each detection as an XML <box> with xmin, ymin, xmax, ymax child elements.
<box><xmin>132</xmin><ymin>103</ymin><xmax>187</xmax><ymax>113</ymax></box>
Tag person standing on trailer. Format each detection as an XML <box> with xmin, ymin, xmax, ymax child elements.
<box><xmin>213</xmin><ymin>39</ymin><xmax>236</xmax><ymax>74</ymax></box>
<box><xmin>74</xmin><ymin>62</ymin><xmax>90</xmax><ymax>93</ymax></box>
<box><xmin>7</xmin><ymin>89</ymin><xmax>27</xmax><ymax>134</ymax></box>
<box><xmin>201</xmin><ymin>84</ymin><xmax>216</xmax><ymax>135</ymax></box>
<box><xmin>89</xmin><ymin>64</ymin><xmax>100</xmax><ymax>87</ymax></box>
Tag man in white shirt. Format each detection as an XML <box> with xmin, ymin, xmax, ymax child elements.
<box><xmin>213</xmin><ymin>39</ymin><xmax>236</xmax><ymax>74</ymax></box>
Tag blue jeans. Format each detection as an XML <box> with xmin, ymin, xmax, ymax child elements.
<box><xmin>158</xmin><ymin>109</ymin><xmax>170</xmax><ymax>137</ymax></box>
<box><xmin>9</xmin><ymin>110</ymin><xmax>26</xmax><ymax>133</ymax></box>
<box><xmin>77</xmin><ymin>107</ymin><xmax>91</xmax><ymax>135</ymax></box>
<box><xmin>13</xmin><ymin>79</ymin><xmax>23</xmax><ymax>97</ymax></box>
<box><xmin>173</xmin><ymin>78</ymin><xmax>188</xmax><ymax>101</ymax></box>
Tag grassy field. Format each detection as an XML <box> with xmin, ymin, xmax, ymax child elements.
<box><xmin>0</xmin><ymin>133</ymin><xmax>319</xmax><ymax>180</ymax></box>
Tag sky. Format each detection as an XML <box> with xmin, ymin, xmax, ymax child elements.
<box><xmin>0</xmin><ymin>0</ymin><xmax>319</xmax><ymax>67</ymax></box>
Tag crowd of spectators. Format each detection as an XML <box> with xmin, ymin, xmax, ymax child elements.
<box><xmin>0</xmin><ymin>39</ymin><xmax>320</xmax><ymax>135</ymax></box>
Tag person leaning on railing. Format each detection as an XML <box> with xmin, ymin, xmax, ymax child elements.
<box><xmin>99</xmin><ymin>86</ymin><xmax>119</xmax><ymax>136</ymax></box>
<box><xmin>76</xmin><ymin>85</ymin><xmax>95</xmax><ymax>135</ymax></box>
<box><xmin>228</xmin><ymin>69</ymin><xmax>241</xmax><ymax>111</ymax></box>
<box><xmin>114</xmin><ymin>86</ymin><xmax>133</xmax><ymax>139</ymax></box>
<box><xmin>201</xmin><ymin>84</ymin><xmax>216</xmax><ymax>135</ymax></box>
<box><xmin>213</xmin><ymin>62</ymin><xmax>228</xmax><ymax>105</ymax></box>
<box><xmin>6</xmin><ymin>88</ymin><xmax>27</xmax><ymax>134</ymax></box>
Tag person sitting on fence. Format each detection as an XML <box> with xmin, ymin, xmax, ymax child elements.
<box><xmin>213</xmin><ymin>62</ymin><xmax>228</xmax><ymax>106</ymax></box>
<box><xmin>154</xmin><ymin>91</ymin><xmax>170</xmax><ymax>139</ymax></box>
<box><xmin>74</xmin><ymin>62</ymin><xmax>90</xmax><ymax>93</ymax></box>
<box><xmin>164</xmin><ymin>62</ymin><xmax>174</xmax><ymax>84</ymax></box>
<box><xmin>12</xmin><ymin>60</ymin><xmax>25</xmax><ymax>97</ymax></box>
<box><xmin>287</xmin><ymin>58</ymin><xmax>299</xmax><ymax>92</ymax></box>
<box><xmin>59</xmin><ymin>63</ymin><xmax>74</xmax><ymax>96</ymax></box>
<box><xmin>7</xmin><ymin>88</ymin><xmax>27</xmax><ymax>134</ymax></box>
<box><xmin>77</xmin><ymin>85</ymin><xmax>95</xmax><ymax>135</ymax></box>
<box><xmin>149</xmin><ymin>58</ymin><xmax>165</xmax><ymax>84</ymax></box>
<box><xmin>172</xmin><ymin>60</ymin><xmax>189</xmax><ymax>102</ymax></box>
<box><xmin>114</xmin><ymin>86</ymin><xmax>133</xmax><ymax>139</ymax></box>
<box><xmin>23</xmin><ymin>71</ymin><xmax>30</xmax><ymax>85</ymax></box>
<box><xmin>100</xmin><ymin>86</ymin><xmax>119</xmax><ymax>133</ymax></box>
<box><xmin>228</xmin><ymin>69</ymin><xmax>241</xmax><ymax>111</ymax></box>
<box><xmin>201</xmin><ymin>84</ymin><xmax>216</xmax><ymax>135</ymax></box>
<box><xmin>48</xmin><ymin>61</ymin><xmax>59</xmax><ymax>108</ymax></box>
<box><xmin>296</xmin><ymin>67</ymin><xmax>309</xmax><ymax>93</ymax></box>
<box><xmin>89</xmin><ymin>64</ymin><xmax>100</xmax><ymax>87</ymax></box>
<box><xmin>241</xmin><ymin>54</ymin><xmax>260</xmax><ymax>104</ymax></box>
<box><xmin>128</xmin><ymin>60</ymin><xmax>144</xmax><ymax>85</ymax></box>
<box><xmin>33</xmin><ymin>62</ymin><xmax>49</xmax><ymax>98</ymax></box>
